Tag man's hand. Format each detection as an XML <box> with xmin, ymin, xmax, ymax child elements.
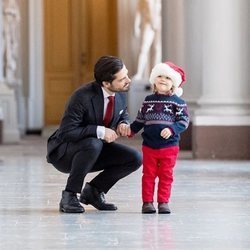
<box><xmin>104</xmin><ymin>128</ymin><xmax>118</xmax><ymax>143</ymax></box>
<box><xmin>160</xmin><ymin>128</ymin><xmax>172</xmax><ymax>139</ymax></box>
<box><xmin>117</xmin><ymin>123</ymin><xmax>131</xmax><ymax>137</ymax></box>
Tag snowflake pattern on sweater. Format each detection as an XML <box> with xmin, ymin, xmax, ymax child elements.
<box><xmin>130</xmin><ymin>93</ymin><xmax>189</xmax><ymax>149</ymax></box>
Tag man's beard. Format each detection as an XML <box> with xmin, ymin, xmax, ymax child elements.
<box><xmin>108</xmin><ymin>83</ymin><xmax>130</xmax><ymax>93</ymax></box>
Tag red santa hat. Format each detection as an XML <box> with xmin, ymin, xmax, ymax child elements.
<box><xmin>149</xmin><ymin>61</ymin><xmax>186</xmax><ymax>97</ymax></box>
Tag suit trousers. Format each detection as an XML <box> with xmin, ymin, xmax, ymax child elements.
<box><xmin>52</xmin><ymin>137</ymin><xmax>142</xmax><ymax>194</ymax></box>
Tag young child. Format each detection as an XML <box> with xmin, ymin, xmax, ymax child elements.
<box><xmin>130</xmin><ymin>61</ymin><xmax>189</xmax><ymax>214</ymax></box>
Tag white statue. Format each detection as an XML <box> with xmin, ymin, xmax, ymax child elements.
<box><xmin>2</xmin><ymin>0</ymin><xmax>21</xmax><ymax>85</ymax></box>
<box><xmin>133</xmin><ymin>0</ymin><xmax>162</xmax><ymax>80</ymax></box>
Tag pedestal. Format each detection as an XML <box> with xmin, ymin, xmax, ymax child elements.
<box><xmin>0</xmin><ymin>83</ymin><xmax>20</xmax><ymax>143</ymax></box>
<box><xmin>128</xmin><ymin>79</ymin><xmax>151</xmax><ymax>121</ymax></box>
<box><xmin>0</xmin><ymin>106</ymin><xmax>3</xmax><ymax>144</ymax></box>
<box><xmin>192</xmin><ymin>102</ymin><xmax>250</xmax><ymax>159</ymax></box>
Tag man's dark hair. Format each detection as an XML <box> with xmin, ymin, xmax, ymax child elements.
<box><xmin>94</xmin><ymin>55</ymin><xmax>124</xmax><ymax>85</ymax></box>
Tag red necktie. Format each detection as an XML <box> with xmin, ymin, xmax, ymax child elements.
<box><xmin>103</xmin><ymin>96</ymin><xmax>114</xmax><ymax>127</ymax></box>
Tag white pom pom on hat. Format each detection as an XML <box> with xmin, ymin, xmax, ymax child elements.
<box><xmin>149</xmin><ymin>61</ymin><xmax>186</xmax><ymax>96</ymax></box>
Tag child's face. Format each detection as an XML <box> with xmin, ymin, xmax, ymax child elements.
<box><xmin>154</xmin><ymin>75</ymin><xmax>173</xmax><ymax>94</ymax></box>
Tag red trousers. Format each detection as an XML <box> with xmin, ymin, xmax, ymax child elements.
<box><xmin>142</xmin><ymin>145</ymin><xmax>179</xmax><ymax>203</ymax></box>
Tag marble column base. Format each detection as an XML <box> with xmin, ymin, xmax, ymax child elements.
<box><xmin>192</xmin><ymin>125</ymin><xmax>250</xmax><ymax>159</ymax></box>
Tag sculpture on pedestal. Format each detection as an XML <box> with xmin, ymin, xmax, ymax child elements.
<box><xmin>133</xmin><ymin>0</ymin><xmax>162</xmax><ymax>80</ymax></box>
<box><xmin>0</xmin><ymin>0</ymin><xmax>20</xmax><ymax>143</ymax></box>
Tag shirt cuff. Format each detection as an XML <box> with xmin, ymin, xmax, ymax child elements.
<box><xmin>97</xmin><ymin>126</ymin><xmax>105</xmax><ymax>139</ymax></box>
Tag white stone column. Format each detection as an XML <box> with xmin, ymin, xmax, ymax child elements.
<box><xmin>197</xmin><ymin>0</ymin><xmax>250</xmax><ymax>110</ymax></box>
<box><xmin>28</xmin><ymin>0</ymin><xmax>44</xmax><ymax>130</ymax></box>
<box><xmin>0</xmin><ymin>0</ymin><xmax>3</xmax><ymax>82</ymax></box>
<box><xmin>192</xmin><ymin>0</ymin><xmax>250</xmax><ymax>159</ymax></box>
<box><xmin>0</xmin><ymin>1</ymin><xmax>3</xmax><ymax>143</ymax></box>
<box><xmin>162</xmin><ymin>0</ymin><xmax>250</xmax><ymax>159</ymax></box>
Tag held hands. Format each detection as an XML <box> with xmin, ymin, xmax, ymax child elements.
<box><xmin>116</xmin><ymin>123</ymin><xmax>131</xmax><ymax>137</ymax></box>
<box><xmin>160</xmin><ymin>128</ymin><xmax>172</xmax><ymax>139</ymax></box>
<box><xmin>104</xmin><ymin>124</ymin><xmax>131</xmax><ymax>143</ymax></box>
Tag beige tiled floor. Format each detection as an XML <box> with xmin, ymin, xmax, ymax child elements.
<box><xmin>0</xmin><ymin>136</ymin><xmax>250</xmax><ymax>249</ymax></box>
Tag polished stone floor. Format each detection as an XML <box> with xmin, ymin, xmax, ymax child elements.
<box><xmin>0</xmin><ymin>136</ymin><xmax>250</xmax><ymax>250</ymax></box>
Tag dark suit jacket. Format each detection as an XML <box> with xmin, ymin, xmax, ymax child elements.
<box><xmin>47</xmin><ymin>81</ymin><xmax>129</xmax><ymax>163</ymax></box>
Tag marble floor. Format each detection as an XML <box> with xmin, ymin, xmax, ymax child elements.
<box><xmin>0</xmin><ymin>136</ymin><xmax>250</xmax><ymax>250</ymax></box>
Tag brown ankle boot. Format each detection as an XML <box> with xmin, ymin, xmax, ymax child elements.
<box><xmin>158</xmin><ymin>202</ymin><xmax>171</xmax><ymax>214</ymax></box>
<box><xmin>142</xmin><ymin>202</ymin><xmax>156</xmax><ymax>214</ymax></box>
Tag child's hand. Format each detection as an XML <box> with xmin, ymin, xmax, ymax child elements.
<box><xmin>117</xmin><ymin>123</ymin><xmax>131</xmax><ymax>137</ymax></box>
<box><xmin>160</xmin><ymin>128</ymin><xmax>172</xmax><ymax>139</ymax></box>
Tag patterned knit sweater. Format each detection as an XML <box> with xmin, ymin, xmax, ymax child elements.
<box><xmin>130</xmin><ymin>93</ymin><xmax>189</xmax><ymax>149</ymax></box>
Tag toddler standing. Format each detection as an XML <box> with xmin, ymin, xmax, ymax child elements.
<box><xmin>130</xmin><ymin>61</ymin><xmax>189</xmax><ymax>214</ymax></box>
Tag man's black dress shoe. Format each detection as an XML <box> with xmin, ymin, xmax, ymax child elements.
<box><xmin>80</xmin><ymin>183</ymin><xmax>117</xmax><ymax>210</ymax></box>
<box><xmin>59</xmin><ymin>190</ymin><xmax>85</xmax><ymax>213</ymax></box>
